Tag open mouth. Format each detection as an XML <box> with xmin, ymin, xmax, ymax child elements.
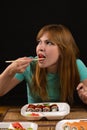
<box><xmin>38</xmin><ymin>54</ymin><xmax>46</xmax><ymax>59</ymax></box>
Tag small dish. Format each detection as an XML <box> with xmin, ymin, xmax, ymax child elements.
<box><xmin>0</xmin><ymin>122</ymin><xmax>38</xmax><ymax>130</ymax></box>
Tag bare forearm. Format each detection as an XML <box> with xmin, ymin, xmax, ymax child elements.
<box><xmin>0</xmin><ymin>57</ymin><xmax>32</xmax><ymax>96</ymax></box>
<box><xmin>0</xmin><ymin>66</ymin><xmax>16</xmax><ymax>96</ymax></box>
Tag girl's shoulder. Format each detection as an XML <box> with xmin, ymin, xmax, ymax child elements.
<box><xmin>76</xmin><ymin>59</ymin><xmax>87</xmax><ymax>68</ymax></box>
<box><xmin>76</xmin><ymin>59</ymin><xmax>87</xmax><ymax>81</ymax></box>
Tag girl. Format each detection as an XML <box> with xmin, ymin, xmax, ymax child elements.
<box><xmin>0</xmin><ymin>24</ymin><xmax>87</xmax><ymax>106</ymax></box>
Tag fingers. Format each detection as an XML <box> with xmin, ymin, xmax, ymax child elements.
<box><xmin>77</xmin><ymin>82</ymin><xmax>87</xmax><ymax>104</ymax></box>
<box><xmin>79</xmin><ymin>93</ymin><xmax>87</xmax><ymax>104</ymax></box>
<box><xmin>8</xmin><ymin>57</ymin><xmax>33</xmax><ymax>73</ymax></box>
<box><xmin>76</xmin><ymin>83</ymin><xmax>84</xmax><ymax>91</ymax></box>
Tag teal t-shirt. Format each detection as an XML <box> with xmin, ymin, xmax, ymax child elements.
<box><xmin>15</xmin><ymin>58</ymin><xmax>87</xmax><ymax>103</ymax></box>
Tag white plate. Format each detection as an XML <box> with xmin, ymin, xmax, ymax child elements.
<box><xmin>55</xmin><ymin>119</ymin><xmax>87</xmax><ymax>130</ymax></box>
<box><xmin>21</xmin><ymin>102</ymin><xmax>70</xmax><ymax>120</ymax></box>
<box><xmin>0</xmin><ymin>122</ymin><xmax>38</xmax><ymax>130</ymax></box>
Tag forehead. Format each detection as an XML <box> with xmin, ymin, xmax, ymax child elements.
<box><xmin>37</xmin><ymin>30</ymin><xmax>58</xmax><ymax>45</ymax></box>
<box><xmin>40</xmin><ymin>33</ymin><xmax>50</xmax><ymax>39</ymax></box>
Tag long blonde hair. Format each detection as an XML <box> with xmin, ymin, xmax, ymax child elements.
<box><xmin>32</xmin><ymin>24</ymin><xmax>80</xmax><ymax>105</ymax></box>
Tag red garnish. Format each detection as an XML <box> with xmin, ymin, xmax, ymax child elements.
<box><xmin>31</xmin><ymin>112</ymin><xmax>39</xmax><ymax>116</ymax></box>
<box><xmin>12</xmin><ymin>122</ymin><xmax>25</xmax><ymax>129</ymax></box>
<box><xmin>28</xmin><ymin>112</ymin><xmax>40</xmax><ymax>116</ymax></box>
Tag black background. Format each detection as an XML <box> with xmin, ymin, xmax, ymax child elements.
<box><xmin>0</xmin><ymin>0</ymin><xmax>87</xmax><ymax>105</ymax></box>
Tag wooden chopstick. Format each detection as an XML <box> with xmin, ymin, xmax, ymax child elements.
<box><xmin>5</xmin><ymin>60</ymin><xmax>15</xmax><ymax>63</ymax></box>
<box><xmin>5</xmin><ymin>58</ymin><xmax>45</xmax><ymax>63</ymax></box>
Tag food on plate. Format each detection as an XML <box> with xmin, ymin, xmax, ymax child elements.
<box><xmin>50</xmin><ymin>104</ymin><xmax>59</xmax><ymax>112</ymax></box>
<box><xmin>27</xmin><ymin>112</ymin><xmax>40</xmax><ymax>117</ymax></box>
<box><xmin>8</xmin><ymin>122</ymin><xmax>33</xmax><ymax>130</ymax></box>
<box><xmin>35</xmin><ymin>104</ymin><xmax>43</xmax><ymax>112</ymax></box>
<box><xmin>63</xmin><ymin>120</ymin><xmax>87</xmax><ymax>130</ymax></box>
<box><xmin>26</xmin><ymin>104</ymin><xmax>36</xmax><ymax>112</ymax></box>
<box><xmin>21</xmin><ymin>103</ymin><xmax>70</xmax><ymax>120</ymax></box>
<box><xmin>26</xmin><ymin>103</ymin><xmax>59</xmax><ymax>112</ymax></box>
<box><xmin>8</xmin><ymin>122</ymin><xmax>25</xmax><ymax>130</ymax></box>
<box><xmin>43</xmin><ymin>105</ymin><xmax>51</xmax><ymax>112</ymax></box>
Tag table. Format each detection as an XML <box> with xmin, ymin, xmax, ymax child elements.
<box><xmin>0</xmin><ymin>105</ymin><xmax>87</xmax><ymax>130</ymax></box>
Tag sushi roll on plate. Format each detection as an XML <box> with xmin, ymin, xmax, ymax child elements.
<box><xmin>35</xmin><ymin>104</ymin><xmax>43</xmax><ymax>112</ymax></box>
<box><xmin>50</xmin><ymin>104</ymin><xmax>59</xmax><ymax>112</ymax></box>
<box><xmin>43</xmin><ymin>104</ymin><xmax>51</xmax><ymax>112</ymax></box>
<box><xmin>26</xmin><ymin>104</ymin><xmax>36</xmax><ymax>112</ymax></box>
<box><xmin>63</xmin><ymin>120</ymin><xmax>87</xmax><ymax>130</ymax></box>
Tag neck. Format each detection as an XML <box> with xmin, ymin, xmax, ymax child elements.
<box><xmin>47</xmin><ymin>63</ymin><xmax>58</xmax><ymax>74</ymax></box>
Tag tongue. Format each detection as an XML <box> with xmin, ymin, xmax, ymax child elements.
<box><xmin>39</xmin><ymin>54</ymin><xmax>45</xmax><ymax>58</ymax></box>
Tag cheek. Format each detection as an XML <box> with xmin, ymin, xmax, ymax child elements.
<box><xmin>50</xmin><ymin>50</ymin><xmax>60</xmax><ymax>63</ymax></box>
<box><xmin>51</xmin><ymin>52</ymin><xmax>59</xmax><ymax>62</ymax></box>
<box><xmin>54</xmin><ymin>47</ymin><xmax>60</xmax><ymax>59</ymax></box>
<box><xmin>55</xmin><ymin>50</ymin><xmax>60</xmax><ymax>58</ymax></box>
<box><xmin>50</xmin><ymin>48</ymin><xmax>60</xmax><ymax>58</ymax></box>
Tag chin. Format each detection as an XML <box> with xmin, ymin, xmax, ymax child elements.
<box><xmin>38</xmin><ymin>63</ymin><xmax>47</xmax><ymax>68</ymax></box>
<box><xmin>39</xmin><ymin>65</ymin><xmax>46</xmax><ymax>68</ymax></box>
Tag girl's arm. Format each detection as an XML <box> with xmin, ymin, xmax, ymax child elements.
<box><xmin>0</xmin><ymin>57</ymin><xmax>33</xmax><ymax>96</ymax></box>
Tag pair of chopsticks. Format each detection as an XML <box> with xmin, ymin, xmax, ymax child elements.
<box><xmin>5</xmin><ymin>58</ymin><xmax>45</xmax><ymax>63</ymax></box>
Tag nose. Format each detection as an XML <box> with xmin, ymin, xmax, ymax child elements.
<box><xmin>40</xmin><ymin>48</ymin><xmax>44</xmax><ymax>51</ymax></box>
<box><xmin>39</xmin><ymin>44</ymin><xmax>45</xmax><ymax>51</ymax></box>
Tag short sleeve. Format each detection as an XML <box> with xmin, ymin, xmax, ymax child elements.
<box><xmin>76</xmin><ymin>59</ymin><xmax>87</xmax><ymax>81</ymax></box>
<box><xmin>14</xmin><ymin>73</ymin><xmax>24</xmax><ymax>81</ymax></box>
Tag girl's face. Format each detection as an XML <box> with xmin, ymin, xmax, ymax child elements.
<box><xmin>36</xmin><ymin>33</ymin><xmax>60</xmax><ymax>73</ymax></box>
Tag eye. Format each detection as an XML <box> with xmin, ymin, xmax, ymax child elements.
<box><xmin>46</xmin><ymin>40</ymin><xmax>54</xmax><ymax>45</ymax></box>
<box><xmin>37</xmin><ymin>40</ymin><xmax>41</xmax><ymax>45</ymax></box>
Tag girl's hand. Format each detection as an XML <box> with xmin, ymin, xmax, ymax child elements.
<box><xmin>77</xmin><ymin>82</ymin><xmax>87</xmax><ymax>104</ymax></box>
<box><xmin>7</xmin><ymin>57</ymin><xmax>33</xmax><ymax>74</ymax></box>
